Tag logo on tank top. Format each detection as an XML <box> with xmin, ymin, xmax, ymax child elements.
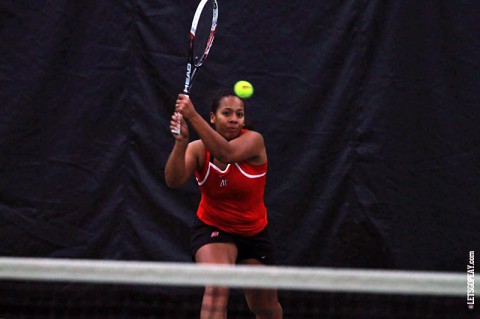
<box><xmin>220</xmin><ymin>179</ymin><xmax>228</xmax><ymax>187</ymax></box>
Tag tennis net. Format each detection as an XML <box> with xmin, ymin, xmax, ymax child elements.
<box><xmin>0</xmin><ymin>257</ymin><xmax>472</xmax><ymax>318</ymax></box>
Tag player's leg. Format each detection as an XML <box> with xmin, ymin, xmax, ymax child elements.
<box><xmin>242</xmin><ymin>258</ymin><xmax>283</xmax><ymax>319</ymax></box>
<box><xmin>195</xmin><ymin>242</ymin><xmax>238</xmax><ymax>319</ymax></box>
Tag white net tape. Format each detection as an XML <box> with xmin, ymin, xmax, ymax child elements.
<box><xmin>0</xmin><ymin>257</ymin><xmax>464</xmax><ymax>296</ymax></box>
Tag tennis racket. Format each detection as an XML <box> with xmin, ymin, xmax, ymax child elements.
<box><xmin>172</xmin><ymin>0</ymin><xmax>219</xmax><ymax>134</ymax></box>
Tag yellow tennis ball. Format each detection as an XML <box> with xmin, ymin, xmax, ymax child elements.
<box><xmin>234</xmin><ymin>80</ymin><xmax>254</xmax><ymax>99</ymax></box>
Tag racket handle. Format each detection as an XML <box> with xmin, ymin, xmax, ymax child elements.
<box><xmin>171</xmin><ymin>93</ymin><xmax>189</xmax><ymax>135</ymax></box>
<box><xmin>171</xmin><ymin>112</ymin><xmax>181</xmax><ymax>135</ymax></box>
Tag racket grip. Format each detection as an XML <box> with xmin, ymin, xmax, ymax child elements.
<box><xmin>171</xmin><ymin>92</ymin><xmax>189</xmax><ymax>135</ymax></box>
<box><xmin>171</xmin><ymin>112</ymin><xmax>181</xmax><ymax>135</ymax></box>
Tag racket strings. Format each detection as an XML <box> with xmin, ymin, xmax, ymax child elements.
<box><xmin>191</xmin><ymin>1</ymin><xmax>215</xmax><ymax>67</ymax></box>
<box><xmin>182</xmin><ymin>0</ymin><xmax>218</xmax><ymax>96</ymax></box>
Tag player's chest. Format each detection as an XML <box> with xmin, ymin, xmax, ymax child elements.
<box><xmin>207</xmin><ymin>164</ymin><xmax>247</xmax><ymax>190</ymax></box>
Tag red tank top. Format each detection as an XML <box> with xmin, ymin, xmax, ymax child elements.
<box><xmin>195</xmin><ymin>148</ymin><xmax>268</xmax><ymax>236</ymax></box>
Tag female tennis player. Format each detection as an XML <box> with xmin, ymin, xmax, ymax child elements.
<box><xmin>165</xmin><ymin>89</ymin><xmax>283</xmax><ymax>319</ymax></box>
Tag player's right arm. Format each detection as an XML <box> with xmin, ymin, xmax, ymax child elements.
<box><xmin>165</xmin><ymin>137</ymin><xmax>202</xmax><ymax>189</ymax></box>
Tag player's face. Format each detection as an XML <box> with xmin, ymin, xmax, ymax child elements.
<box><xmin>210</xmin><ymin>96</ymin><xmax>245</xmax><ymax>140</ymax></box>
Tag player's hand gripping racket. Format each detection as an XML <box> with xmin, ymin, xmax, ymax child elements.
<box><xmin>172</xmin><ymin>0</ymin><xmax>219</xmax><ymax>135</ymax></box>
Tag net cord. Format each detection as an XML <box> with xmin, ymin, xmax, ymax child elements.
<box><xmin>0</xmin><ymin>257</ymin><xmax>465</xmax><ymax>296</ymax></box>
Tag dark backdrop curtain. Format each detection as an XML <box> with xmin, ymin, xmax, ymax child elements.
<box><xmin>1</xmin><ymin>0</ymin><xmax>479</xmax><ymax>272</ymax></box>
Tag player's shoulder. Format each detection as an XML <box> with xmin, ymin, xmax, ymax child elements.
<box><xmin>188</xmin><ymin>139</ymin><xmax>205</xmax><ymax>153</ymax></box>
<box><xmin>241</xmin><ymin>129</ymin><xmax>265</xmax><ymax>144</ymax></box>
<box><xmin>188</xmin><ymin>139</ymin><xmax>206</xmax><ymax>170</ymax></box>
<box><xmin>242</xmin><ymin>128</ymin><xmax>262</xmax><ymax>137</ymax></box>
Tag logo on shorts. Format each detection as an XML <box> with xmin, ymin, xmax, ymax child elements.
<box><xmin>211</xmin><ymin>231</ymin><xmax>220</xmax><ymax>238</ymax></box>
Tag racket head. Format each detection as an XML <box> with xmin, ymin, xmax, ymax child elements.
<box><xmin>190</xmin><ymin>0</ymin><xmax>218</xmax><ymax>67</ymax></box>
<box><xmin>175</xmin><ymin>0</ymin><xmax>218</xmax><ymax>134</ymax></box>
<box><xmin>183</xmin><ymin>0</ymin><xmax>218</xmax><ymax>94</ymax></box>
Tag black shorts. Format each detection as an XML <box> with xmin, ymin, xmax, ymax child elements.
<box><xmin>191</xmin><ymin>217</ymin><xmax>275</xmax><ymax>265</ymax></box>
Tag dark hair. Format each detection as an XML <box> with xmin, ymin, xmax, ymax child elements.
<box><xmin>209</xmin><ymin>88</ymin><xmax>247</xmax><ymax>114</ymax></box>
